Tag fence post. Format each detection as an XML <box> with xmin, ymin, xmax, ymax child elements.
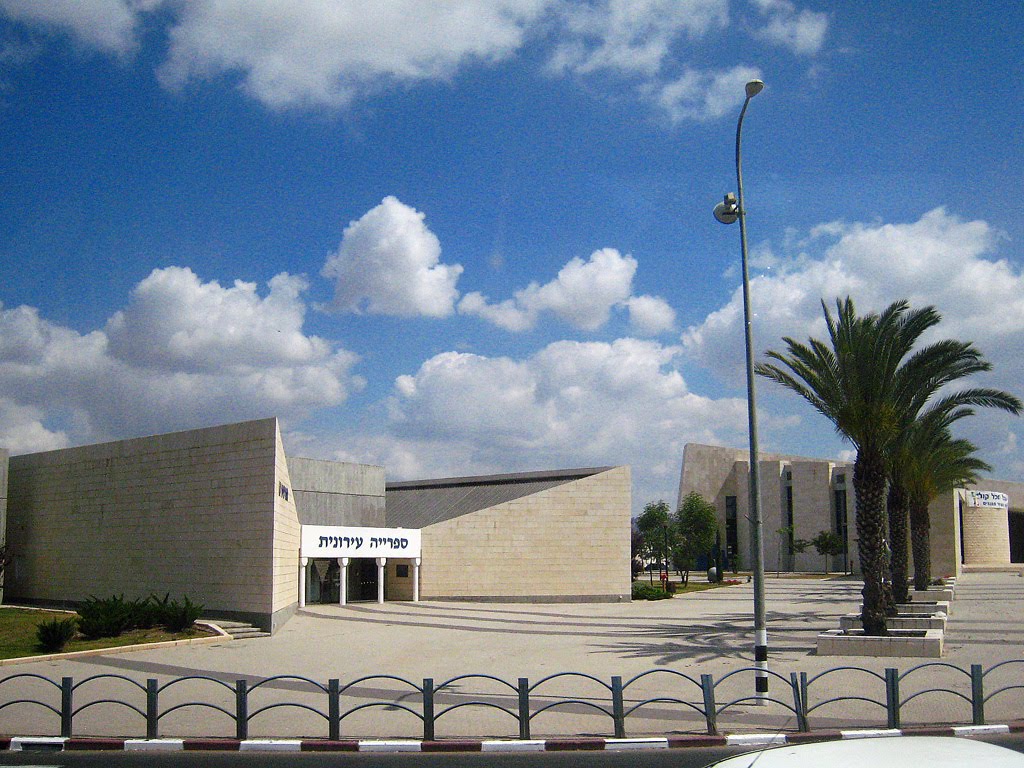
<box><xmin>422</xmin><ymin>678</ymin><xmax>435</xmax><ymax>741</ymax></box>
<box><xmin>701</xmin><ymin>674</ymin><xmax>717</xmax><ymax>735</ymax></box>
<box><xmin>235</xmin><ymin>680</ymin><xmax>248</xmax><ymax>741</ymax></box>
<box><xmin>790</xmin><ymin>672</ymin><xmax>808</xmax><ymax>732</ymax></box>
<box><xmin>328</xmin><ymin>679</ymin><xmax>341</xmax><ymax>741</ymax></box>
<box><xmin>799</xmin><ymin>672</ymin><xmax>810</xmax><ymax>732</ymax></box>
<box><xmin>610</xmin><ymin>676</ymin><xmax>625</xmax><ymax>739</ymax></box>
<box><xmin>518</xmin><ymin>678</ymin><xmax>531</xmax><ymax>740</ymax></box>
<box><xmin>971</xmin><ymin>664</ymin><xmax>985</xmax><ymax>726</ymax></box>
<box><xmin>60</xmin><ymin>677</ymin><xmax>73</xmax><ymax>738</ymax></box>
<box><xmin>146</xmin><ymin>679</ymin><xmax>159</xmax><ymax>739</ymax></box>
<box><xmin>885</xmin><ymin>668</ymin><xmax>900</xmax><ymax>730</ymax></box>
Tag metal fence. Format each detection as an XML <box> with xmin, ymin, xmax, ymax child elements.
<box><xmin>0</xmin><ymin>661</ymin><xmax>1022</xmax><ymax>740</ymax></box>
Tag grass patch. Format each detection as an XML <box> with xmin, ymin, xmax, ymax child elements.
<box><xmin>671</xmin><ymin>580</ymin><xmax>741</xmax><ymax>595</ymax></box>
<box><xmin>0</xmin><ymin>608</ymin><xmax>213</xmax><ymax>660</ymax></box>
<box><xmin>631</xmin><ymin>579</ymin><xmax>740</xmax><ymax>598</ymax></box>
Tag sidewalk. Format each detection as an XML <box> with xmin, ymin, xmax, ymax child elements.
<box><xmin>2</xmin><ymin>572</ymin><xmax>1022</xmax><ymax>740</ymax></box>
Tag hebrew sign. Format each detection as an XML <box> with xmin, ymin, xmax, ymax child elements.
<box><xmin>301</xmin><ymin>524</ymin><xmax>421</xmax><ymax>558</ymax></box>
<box><xmin>966</xmin><ymin>490</ymin><xmax>1009</xmax><ymax>510</ymax></box>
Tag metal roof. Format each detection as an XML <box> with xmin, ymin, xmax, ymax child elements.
<box><xmin>384</xmin><ymin>467</ymin><xmax>613</xmax><ymax>529</ymax></box>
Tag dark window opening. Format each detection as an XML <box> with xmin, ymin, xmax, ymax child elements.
<box><xmin>725</xmin><ymin>495</ymin><xmax>738</xmax><ymax>560</ymax></box>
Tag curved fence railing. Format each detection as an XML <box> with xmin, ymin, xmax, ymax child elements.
<box><xmin>0</xmin><ymin>661</ymin><xmax>1019</xmax><ymax>740</ymax></box>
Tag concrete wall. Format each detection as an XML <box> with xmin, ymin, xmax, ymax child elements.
<box><xmin>419</xmin><ymin>466</ymin><xmax>631</xmax><ymax>602</ymax></box>
<box><xmin>6</xmin><ymin>418</ymin><xmax>291</xmax><ymax>631</ymax></box>
<box><xmin>288</xmin><ymin>457</ymin><xmax>385</xmax><ymax>527</ymax></box>
<box><xmin>271</xmin><ymin>426</ymin><xmax>301</xmax><ymax>632</ymax></box>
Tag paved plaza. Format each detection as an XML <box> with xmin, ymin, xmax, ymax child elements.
<box><xmin>2</xmin><ymin>572</ymin><xmax>1023</xmax><ymax>739</ymax></box>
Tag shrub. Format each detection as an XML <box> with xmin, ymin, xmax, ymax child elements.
<box><xmin>37</xmin><ymin>617</ymin><xmax>78</xmax><ymax>653</ymax></box>
<box><xmin>161</xmin><ymin>596</ymin><xmax>203</xmax><ymax>633</ymax></box>
<box><xmin>77</xmin><ymin>593</ymin><xmax>205</xmax><ymax>638</ymax></box>
<box><xmin>631</xmin><ymin>582</ymin><xmax>672</xmax><ymax>600</ymax></box>
<box><xmin>77</xmin><ymin>594</ymin><xmax>136</xmax><ymax>639</ymax></box>
<box><xmin>665</xmin><ymin>581</ymin><xmax>677</xmax><ymax>595</ymax></box>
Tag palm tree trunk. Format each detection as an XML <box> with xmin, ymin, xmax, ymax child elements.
<box><xmin>909</xmin><ymin>493</ymin><xmax>932</xmax><ymax>591</ymax></box>
<box><xmin>887</xmin><ymin>481</ymin><xmax>910</xmax><ymax>605</ymax></box>
<box><xmin>855</xmin><ymin>449</ymin><xmax>890</xmax><ymax>635</ymax></box>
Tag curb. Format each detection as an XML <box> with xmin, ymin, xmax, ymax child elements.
<box><xmin>0</xmin><ymin>621</ymin><xmax>230</xmax><ymax>668</ymax></box>
<box><xmin>2</xmin><ymin>724</ymin><xmax>1020</xmax><ymax>753</ymax></box>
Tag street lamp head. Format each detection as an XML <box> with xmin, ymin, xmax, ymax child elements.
<box><xmin>713</xmin><ymin>192</ymin><xmax>739</xmax><ymax>225</ymax></box>
<box><xmin>745</xmin><ymin>79</ymin><xmax>765</xmax><ymax>99</ymax></box>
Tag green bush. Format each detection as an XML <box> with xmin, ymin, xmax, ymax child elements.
<box><xmin>77</xmin><ymin>593</ymin><xmax>204</xmax><ymax>637</ymax></box>
<box><xmin>631</xmin><ymin>582</ymin><xmax>672</xmax><ymax>600</ymax></box>
<box><xmin>161</xmin><ymin>596</ymin><xmax>203</xmax><ymax>633</ymax></box>
<box><xmin>77</xmin><ymin>594</ymin><xmax>137</xmax><ymax>639</ymax></box>
<box><xmin>37</xmin><ymin>617</ymin><xmax>78</xmax><ymax>652</ymax></box>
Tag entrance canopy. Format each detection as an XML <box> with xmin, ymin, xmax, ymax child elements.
<box><xmin>301</xmin><ymin>524</ymin><xmax>421</xmax><ymax>559</ymax></box>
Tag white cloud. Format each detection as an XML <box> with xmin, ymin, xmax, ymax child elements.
<box><xmin>323</xmin><ymin>197</ymin><xmax>463</xmax><ymax>318</ymax></box>
<box><xmin>158</xmin><ymin>0</ymin><xmax>548</xmax><ymax>108</ymax></box>
<box><xmin>549</xmin><ymin>0</ymin><xmax>728</xmax><ymax>78</ymax></box>
<box><xmin>107</xmin><ymin>267</ymin><xmax>334</xmax><ymax>372</ymax></box>
<box><xmin>1</xmin><ymin>0</ymin><xmax>826</xmax><ymax>120</ymax></box>
<box><xmin>378</xmin><ymin>337</ymin><xmax>749</xmax><ymax>508</ymax></box>
<box><xmin>459</xmin><ymin>247</ymin><xmax>638</xmax><ymax>331</ymax></box>
<box><xmin>0</xmin><ymin>0</ymin><xmax>160</xmax><ymax>54</ymax></box>
<box><xmin>0</xmin><ymin>269</ymin><xmax>360</xmax><ymax>452</ymax></box>
<box><xmin>652</xmin><ymin>64</ymin><xmax>763</xmax><ymax>122</ymax></box>
<box><xmin>626</xmin><ymin>294</ymin><xmax>676</xmax><ymax>335</ymax></box>
<box><xmin>682</xmin><ymin>207</ymin><xmax>1024</xmax><ymax>476</ymax></box>
<box><xmin>750</xmin><ymin>0</ymin><xmax>828</xmax><ymax>56</ymax></box>
<box><xmin>0</xmin><ymin>398</ymin><xmax>68</xmax><ymax>454</ymax></box>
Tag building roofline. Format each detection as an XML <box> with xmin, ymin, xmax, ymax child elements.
<box><xmin>386</xmin><ymin>466</ymin><xmax>616</xmax><ymax>491</ymax></box>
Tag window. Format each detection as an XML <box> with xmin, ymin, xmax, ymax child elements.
<box><xmin>396</xmin><ymin>564</ymin><xmax>410</xmax><ymax>578</ymax></box>
<box><xmin>725</xmin><ymin>496</ymin><xmax>738</xmax><ymax>558</ymax></box>
<box><xmin>785</xmin><ymin>485</ymin><xmax>794</xmax><ymax>552</ymax></box>
<box><xmin>278</xmin><ymin>482</ymin><xmax>289</xmax><ymax>501</ymax></box>
<box><xmin>834</xmin><ymin>488</ymin><xmax>848</xmax><ymax>560</ymax></box>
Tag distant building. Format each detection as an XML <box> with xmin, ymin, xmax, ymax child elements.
<box><xmin>1</xmin><ymin>419</ymin><xmax>631</xmax><ymax>632</ymax></box>
<box><xmin>677</xmin><ymin>443</ymin><xmax>1024</xmax><ymax>577</ymax></box>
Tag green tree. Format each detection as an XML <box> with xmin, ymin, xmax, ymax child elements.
<box><xmin>636</xmin><ymin>501</ymin><xmax>673</xmax><ymax>584</ymax></box>
<box><xmin>886</xmin><ymin>408</ymin><xmax>977</xmax><ymax>602</ymax></box>
<box><xmin>902</xmin><ymin>424</ymin><xmax>990</xmax><ymax>591</ymax></box>
<box><xmin>756</xmin><ymin>297</ymin><xmax>1019</xmax><ymax>635</ymax></box>
<box><xmin>776</xmin><ymin>525</ymin><xmax>810</xmax><ymax>575</ymax></box>
<box><xmin>811</xmin><ymin>530</ymin><xmax>844</xmax><ymax>574</ymax></box>
<box><xmin>630</xmin><ymin>520</ymin><xmax>646</xmax><ymax>580</ymax></box>
<box><xmin>675</xmin><ymin>492</ymin><xmax>719</xmax><ymax>586</ymax></box>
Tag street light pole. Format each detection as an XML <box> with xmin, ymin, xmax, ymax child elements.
<box><xmin>713</xmin><ymin>79</ymin><xmax>768</xmax><ymax>704</ymax></box>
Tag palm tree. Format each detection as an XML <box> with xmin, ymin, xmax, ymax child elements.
<box><xmin>903</xmin><ymin>426</ymin><xmax>990</xmax><ymax>591</ymax></box>
<box><xmin>756</xmin><ymin>297</ymin><xmax>1020</xmax><ymax>635</ymax></box>
<box><xmin>886</xmin><ymin>408</ymin><xmax>967</xmax><ymax>605</ymax></box>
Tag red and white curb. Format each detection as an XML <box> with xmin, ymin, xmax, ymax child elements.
<box><xmin>1</xmin><ymin>724</ymin><xmax>1020</xmax><ymax>753</ymax></box>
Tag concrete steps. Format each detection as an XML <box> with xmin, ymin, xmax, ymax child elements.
<box><xmin>203</xmin><ymin>619</ymin><xmax>270</xmax><ymax>639</ymax></box>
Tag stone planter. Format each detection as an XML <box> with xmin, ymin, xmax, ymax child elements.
<box><xmin>859</xmin><ymin>601</ymin><xmax>951</xmax><ymax>616</ymax></box>
<box><xmin>840</xmin><ymin>611</ymin><xmax>946</xmax><ymax>631</ymax></box>
<box><xmin>817</xmin><ymin>628</ymin><xmax>944</xmax><ymax>657</ymax></box>
<box><xmin>910</xmin><ymin>587</ymin><xmax>954</xmax><ymax>603</ymax></box>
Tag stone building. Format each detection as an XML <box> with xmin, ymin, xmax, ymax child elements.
<box><xmin>1</xmin><ymin>419</ymin><xmax>631</xmax><ymax>632</ymax></box>
<box><xmin>677</xmin><ymin>443</ymin><xmax>1024</xmax><ymax>577</ymax></box>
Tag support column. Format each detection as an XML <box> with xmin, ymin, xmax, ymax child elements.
<box><xmin>376</xmin><ymin>557</ymin><xmax>387</xmax><ymax>604</ymax></box>
<box><xmin>413</xmin><ymin>557</ymin><xmax>421</xmax><ymax>602</ymax></box>
<box><xmin>299</xmin><ymin>557</ymin><xmax>308</xmax><ymax>609</ymax></box>
<box><xmin>339</xmin><ymin>557</ymin><xmax>349</xmax><ymax>607</ymax></box>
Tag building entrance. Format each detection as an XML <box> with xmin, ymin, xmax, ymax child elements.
<box><xmin>347</xmin><ymin>558</ymin><xmax>379</xmax><ymax>602</ymax></box>
<box><xmin>306</xmin><ymin>559</ymin><xmax>340</xmax><ymax>604</ymax></box>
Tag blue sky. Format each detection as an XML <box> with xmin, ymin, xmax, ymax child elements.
<box><xmin>1</xmin><ymin>1</ymin><xmax>1022</xmax><ymax>513</ymax></box>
